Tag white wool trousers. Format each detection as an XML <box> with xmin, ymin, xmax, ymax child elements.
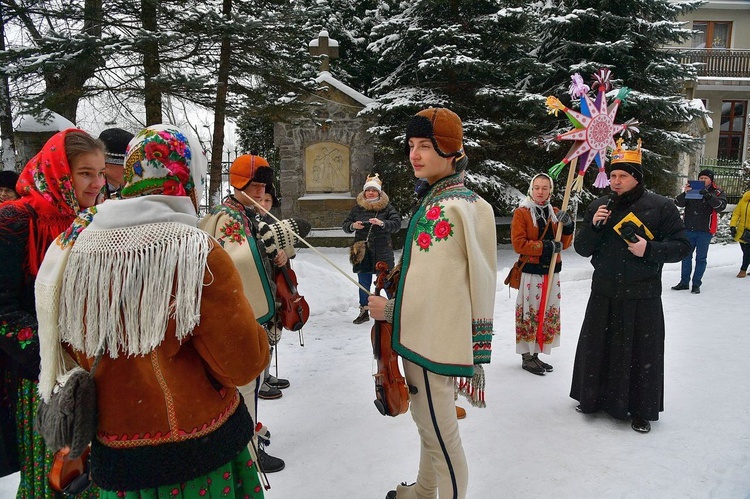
<box><xmin>403</xmin><ymin>359</ymin><xmax>468</xmax><ymax>499</ymax></box>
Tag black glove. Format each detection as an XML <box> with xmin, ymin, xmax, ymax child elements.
<box><xmin>558</xmin><ymin>211</ymin><xmax>574</xmax><ymax>227</ymax></box>
<box><xmin>730</xmin><ymin>226</ymin><xmax>737</xmax><ymax>237</ymax></box>
<box><xmin>699</xmin><ymin>189</ymin><xmax>712</xmax><ymax>200</ymax></box>
<box><xmin>544</xmin><ymin>240</ymin><xmax>562</xmax><ymax>254</ymax></box>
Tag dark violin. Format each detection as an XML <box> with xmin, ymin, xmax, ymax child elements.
<box><xmin>275</xmin><ymin>264</ymin><xmax>310</xmax><ymax>333</ymax></box>
<box><xmin>371</xmin><ymin>261</ymin><xmax>409</xmax><ymax>417</ymax></box>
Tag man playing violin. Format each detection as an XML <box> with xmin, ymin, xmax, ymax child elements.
<box><xmin>199</xmin><ymin>154</ymin><xmax>299</xmax><ymax>475</ymax></box>
<box><xmin>369</xmin><ymin>108</ymin><xmax>497</xmax><ymax>499</ymax></box>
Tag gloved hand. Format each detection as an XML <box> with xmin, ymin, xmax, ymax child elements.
<box><xmin>557</xmin><ymin>211</ymin><xmax>573</xmax><ymax>227</ymax></box>
<box><xmin>699</xmin><ymin>189</ymin><xmax>712</xmax><ymax>200</ymax></box>
<box><xmin>544</xmin><ymin>240</ymin><xmax>562</xmax><ymax>254</ymax></box>
<box><xmin>730</xmin><ymin>226</ymin><xmax>737</xmax><ymax>238</ymax></box>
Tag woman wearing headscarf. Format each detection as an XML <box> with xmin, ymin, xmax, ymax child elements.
<box><xmin>36</xmin><ymin>125</ymin><xmax>270</xmax><ymax>498</ymax></box>
<box><xmin>0</xmin><ymin>129</ymin><xmax>106</xmax><ymax>496</ymax></box>
<box><xmin>510</xmin><ymin>173</ymin><xmax>574</xmax><ymax>375</ymax></box>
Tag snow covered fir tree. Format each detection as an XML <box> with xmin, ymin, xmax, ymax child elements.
<box><xmin>0</xmin><ymin>0</ymin><xmax>715</xmax><ymax>215</ymax></box>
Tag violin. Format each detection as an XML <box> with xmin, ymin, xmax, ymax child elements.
<box><xmin>49</xmin><ymin>446</ymin><xmax>92</xmax><ymax>494</ymax></box>
<box><xmin>371</xmin><ymin>261</ymin><xmax>409</xmax><ymax>417</ymax></box>
<box><xmin>275</xmin><ymin>264</ymin><xmax>310</xmax><ymax>333</ymax></box>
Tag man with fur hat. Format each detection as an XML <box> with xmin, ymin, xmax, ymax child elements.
<box><xmin>200</xmin><ymin>154</ymin><xmax>306</xmax><ymax>474</ymax></box>
<box><xmin>369</xmin><ymin>108</ymin><xmax>496</xmax><ymax>499</ymax></box>
<box><xmin>571</xmin><ymin>140</ymin><xmax>690</xmax><ymax>434</ymax></box>
<box><xmin>0</xmin><ymin>170</ymin><xmax>20</xmax><ymax>202</ymax></box>
<box><xmin>98</xmin><ymin>128</ymin><xmax>135</xmax><ymax>199</ymax></box>
<box><xmin>672</xmin><ymin>168</ymin><xmax>727</xmax><ymax>293</ymax></box>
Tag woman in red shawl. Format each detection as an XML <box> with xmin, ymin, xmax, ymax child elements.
<box><xmin>0</xmin><ymin>129</ymin><xmax>105</xmax><ymax>497</ymax></box>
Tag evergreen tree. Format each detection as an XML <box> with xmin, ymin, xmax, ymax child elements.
<box><xmin>535</xmin><ymin>0</ymin><xmax>705</xmax><ymax>195</ymax></box>
<box><xmin>365</xmin><ymin>0</ymin><xmax>553</xmax><ymax>214</ymax></box>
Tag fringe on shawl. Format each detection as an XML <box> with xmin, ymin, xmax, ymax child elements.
<box><xmin>58</xmin><ymin>223</ymin><xmax>212</xmax><ymax>359</ymax></box>
<box><xmin>519</xmin><ymin>198</ymin><xmax>559</xmax><ymax>228</ymax></box>
<box><xmin>455</xmin><ymin>364</ymin><xmax>486</xmax><ymax>408</ymax></box>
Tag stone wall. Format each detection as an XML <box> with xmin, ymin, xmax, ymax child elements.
<box><xmin>274</xmin><ymin>95</ymin><xmax>375</xmax><ymax>228</ymax></box>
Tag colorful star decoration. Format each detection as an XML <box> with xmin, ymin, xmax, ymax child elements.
<box><xmin>546</xmin><ymin>69</ymin><xmax>640</xmax><ymax>191</ymax></box>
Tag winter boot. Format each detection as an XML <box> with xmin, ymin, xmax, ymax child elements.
<box><xmin>521</xmin><ymin>353</ymin><xmax>545</xmax><ymax>376</ymax></box>
<box><xmin>738</xmin><ymin>269</ymin><xmax>747</xmax><ymax>278</ymax></box>
<box><xmin>258</xmin><ymin>381</ymin><xmax>282</xmax><ymax>400</ymax></box>
<box><xmin>258</xmin><ymin>442</ymin><xmax>285</xmax><ymax>473</ymax></box>
<box><xmin>532</xmin><ymin>353</ymin><xmax>553</xmax><ymax>372</ymax></box>
<box><xmin>266</xmin><ymin>374</ymin><xmax>290</xmax><ymax>389</ymax></box>
<box><xmin>671</xmin><ymin>282</ymin><xmax>689</xmax><ymax>290</ymax></box>
<box><xmin>353</xmin><ymin>305</ymin><xmax>370</xmax><ymax>324</ymax></box>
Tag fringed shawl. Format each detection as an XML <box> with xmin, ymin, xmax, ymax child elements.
<box><xmin>37</xmin><ymin>196</ymin><xmax>211</xmax><ymax>402</ymax></box>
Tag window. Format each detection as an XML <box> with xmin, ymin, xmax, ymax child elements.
<box><xmin>718</xmin><ymin>100</ymin><xmax>746</xmax><ymax>161</ymax></box>
<box><xmin>692</xmin><ymin>21</ymin><xmax>732</xmax><ymax>48</ymax></box>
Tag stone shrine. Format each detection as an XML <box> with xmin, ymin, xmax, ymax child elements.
<box><xmin>274</xmin><ymin>30</ymin><xmax>375</xmax><ymax>228</ymax></box>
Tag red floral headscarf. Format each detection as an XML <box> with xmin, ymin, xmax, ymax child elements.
<box><xmin>2</xmin><ymin>129</ymin><xmax>84</xmax><ymax>274</ymax></box>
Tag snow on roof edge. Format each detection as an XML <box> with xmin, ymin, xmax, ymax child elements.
<box><xmin>13</xmin><ymin>111</ymin><xmax>76</xmax><ymax>133</ymax></box>
<box><xmin>315</xmin><ymin>72</ymin><xmax>373</xmax><ymax>106</ymax></box>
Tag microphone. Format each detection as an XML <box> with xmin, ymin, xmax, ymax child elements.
<box><xmin>619</xmin><ymin>222</ymin><xmax>640</xmax><ymax>243</ymax></box>
<box><xmin>595</xmin><ymin>192</ymin><xmax>618</xmax><ymax>228</ymax></box>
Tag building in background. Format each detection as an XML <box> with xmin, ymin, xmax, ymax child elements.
<box><xmin>670</xmin><ymin>0</ymin><xmax>750</xmax><ymax>202</ymax></box>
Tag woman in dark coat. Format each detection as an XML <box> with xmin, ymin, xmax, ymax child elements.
<box><xmin>342</xmin><ymin>174</ymin><xmax>401</xmax><ymax>324</ymax></box>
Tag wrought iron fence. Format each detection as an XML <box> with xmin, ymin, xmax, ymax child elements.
<box><xmin>699</xmin><ymin>157</ymin><xmax>748</xmax><ymax>204</ymax></box>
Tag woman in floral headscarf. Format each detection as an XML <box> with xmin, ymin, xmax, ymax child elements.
<box><xmin>510</xmin><ymin>173</ymin><xmax>574</xmax><ymax>376</ymax></box>
<box><xmin>36</xmin><ymin>125</ymin><xmax>269</xmax><ymax>498</ymax></box>
<box><xmin>0</xmin><ymin>129</ymin><xmax>105</xmax><ymax>496</ymax></box>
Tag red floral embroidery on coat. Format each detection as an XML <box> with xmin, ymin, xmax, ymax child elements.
<box><xmin>413</xmin><ymin>204</ymin><xmax>454</xmax><ymax>251</ymax></box>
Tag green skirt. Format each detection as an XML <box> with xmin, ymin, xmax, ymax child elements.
<box><xmin>99</xmin><ymin>447</ymin><xmax>264</xmax><ymax>499</ymax></box>
<box><xmin>15</xmin><ymin>378</ymin><xmax>99</xmax><ymax>499</ymax></box>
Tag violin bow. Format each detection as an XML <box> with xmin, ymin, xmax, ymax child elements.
<box><xmin>235</xmin><ymin>190</ymin><xmax>372</xmax><ymax>295</ymax></box>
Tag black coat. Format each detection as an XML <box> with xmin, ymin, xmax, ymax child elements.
<box><xmin>0</xmin><ymin>204</ymin><xmax>38</xmax><ymax>477</ymax></box>
<box><xmin>675</xmin><ymin>183</ymin><xmax>727</xmax><ymax>233</ymax></box>
<box><xmin>575</xmin><ymin>185</ymin><xmax>691</xmax><ymax>299</ymax></box>
<box><xmin>571</xmin><ymin>185</ymin><xmax>691</xmax><ymax>421</ymax></box>
<box><xmin>342</xmin><ymin>192</ymin><xmax>401</xmax><ymax>271</ymax></box>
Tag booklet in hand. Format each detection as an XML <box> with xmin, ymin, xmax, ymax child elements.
<box><xmin>685</xmin><ymin>180</ymin><xmax>705</xmax><ymax>200</ymax></box>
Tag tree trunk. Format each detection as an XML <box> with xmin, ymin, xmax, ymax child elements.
<box><xmin>41</xmin><ymin>0</ymin><xmax>103</xmax><ymax>123</ymax></box>
<box><xmin>141</xmin><ymin>0</ymin><xmax>162</xmax><ymax>125</ymax></box>
<box><xmin>0</xmin><ymin>7</ymin><xmax>17</xmax><ymax>171</ymax></box>
<box><xmin>208</xmin><ymin>0</ymin><xmax>232</xmax><ymax>205</ymax></box>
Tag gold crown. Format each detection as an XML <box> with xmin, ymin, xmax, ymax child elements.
<box><xmin>611</xmin><ymin>138</ymin><xmax>642</xmax><ymax>165</ymax></box>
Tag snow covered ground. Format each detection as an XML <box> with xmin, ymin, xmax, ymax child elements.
<box><xmin>2</xmin><ymin>242</ymin><xmax>749</xmax><ymax>498</ymax></box>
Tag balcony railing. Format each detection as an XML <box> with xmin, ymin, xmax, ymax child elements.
<box><xmin>675</xmin><ymin>48</ymin><xmax>750</xmax><ymax>78</ymax></box>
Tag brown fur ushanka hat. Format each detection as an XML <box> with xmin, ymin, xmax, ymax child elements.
<box><xmin>405</xmin><ymin>107</ymin><xmax>464</xmax><ymax>159</ymax></box>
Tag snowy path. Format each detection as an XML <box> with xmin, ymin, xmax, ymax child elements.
<box><xmin>2</xmin><ymin>243</ymin><xmax>748</xmax><ymax>498</ymax></box>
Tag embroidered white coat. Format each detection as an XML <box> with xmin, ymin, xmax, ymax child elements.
<box><xmin>392</xmin><ymin>174</ymin><xmax>497</xmax><ymax>378</ymax></box>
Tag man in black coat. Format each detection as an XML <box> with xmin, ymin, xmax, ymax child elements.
<box><xmin>570</xmin><ymin>142</ymin><xmax>691</xmax><ymax>433</ymax></box>
<box><xmin>672</xmin><ymin>169</ymin><xmax>727</xmax><ymax>294</ymax></box>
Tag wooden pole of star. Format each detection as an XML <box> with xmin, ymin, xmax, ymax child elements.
<box><xmin>536</xmin><ymin>157</ymin><xmax>578</xmax><ymax>350</ymax></box>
